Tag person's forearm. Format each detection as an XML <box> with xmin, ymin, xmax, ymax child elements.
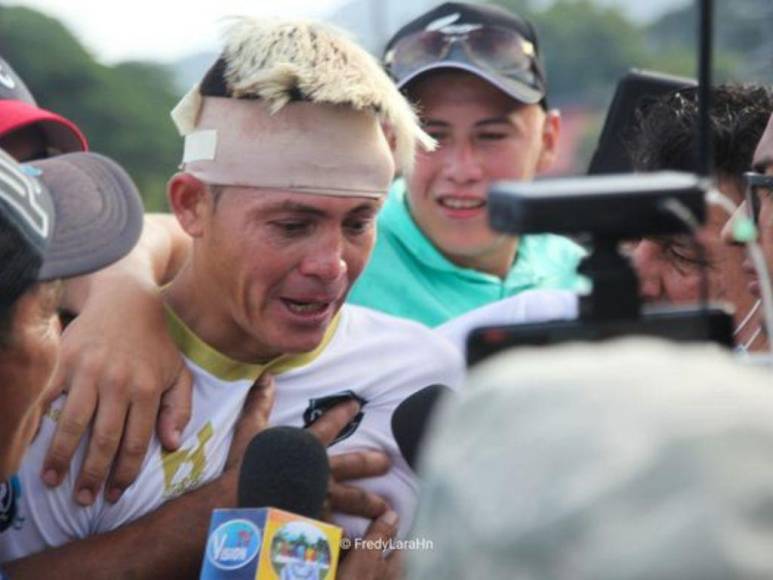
<box><xmin>5</xmin><ymin>470</ymin><xmax>236</xmax><ymax>580</ymax></box>
<box><xmin>60</xmin><ymin>213</ymin><xmax>191</xmax><ymax>314</ymax></box>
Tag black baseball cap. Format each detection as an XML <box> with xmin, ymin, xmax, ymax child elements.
<box><xmin>0</xmin><ymin>149</ymin><xmax>143</xmax><ymax>284</ymax></box>
<box><xmin>0</xmin><ymin>55</ymin><xmax>88</xmax><ymax>154</ymax></box>
<box><xmin>383</xmin><ymin>2</ymin><xmax>547</xmax><ymax>106</ymax></box>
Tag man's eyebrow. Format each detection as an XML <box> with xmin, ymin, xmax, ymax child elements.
<box><xmin>263</xmin><ymin>201</ymin><xmax>328</xmax><ymax>217</ymax></box>
<box><xmin>475</xmin><ymin>117</ymin><xmax>515</xmax><ymax>128</ymax></box>
<box><xmin>347</xmin><ymin>203</ymin><xmax>379</xmax><ymax>216</ymax></box>
<box><xmin>423</xmin><ymin>119</ymin><xmax>451</xmax><ymax>128</ymax></box>
<box><xmin>261</xmin><ymin>200</ymin><xmax>378</xmax><ymax>218</ymax></box>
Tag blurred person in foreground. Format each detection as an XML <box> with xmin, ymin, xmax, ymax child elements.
<box><xmin>629</xmin><ymin>84</ymin><xmax>773</xmax><ymax>353</ymax></box>
<box><xmin>1</xmin><ymin>16</ymin><xmax>464</xmax><ymax>577</ymax></box>
<box><xmin>409</xmin><ymin>337</ymin><xmax>773</xmax><ymax>579</ymax></box>
<box><xmin>0</xmin><ymin>53</ymin><xmax>195</xmax><ymax>521</ymax></box>
<box><xmin>348</xmin><ymin>1</ymin><xmax>584</xmax><ymax>326</ymax></box>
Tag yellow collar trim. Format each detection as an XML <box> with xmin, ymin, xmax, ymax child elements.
<box><xmin>164</xmin><ymin>305</ymin><xmax>341</xmax><ymax>382</ymax></box>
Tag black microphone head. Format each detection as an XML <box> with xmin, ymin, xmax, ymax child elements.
<box><xmin>391</xmin><ymin>385</ymin><xmax>452</xmax><ymax>471</ymax></box>
<box><xmin>237</xmin><ymin>426</ymin><xmax>329</xmax><ymax>519</ymax></box>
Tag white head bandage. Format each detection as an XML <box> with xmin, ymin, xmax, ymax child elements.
<box><xmin>179</xmin><ymin>97</ymin><xmax>394</xmax><ymax>197</ymax></box>
<box><xmin>170</xmin><ymin>18</ymin><xmax>434</xmax><ymax>197</ymax></box>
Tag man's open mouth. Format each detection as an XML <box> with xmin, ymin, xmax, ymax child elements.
<box><xmin>281</xmin><ymin>298</ymin><xmax>332</xmax><ymax>315</ymax></box>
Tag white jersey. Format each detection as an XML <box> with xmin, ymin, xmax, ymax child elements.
<box><xmin>0</xmin><ymin>304</ymin><xmax>464</xmax><ymax>562</ymax></box>
<box><xmin>436</xmin><ymin>290</ymin><xmax>579</xmax><ymax>354</ymax></box>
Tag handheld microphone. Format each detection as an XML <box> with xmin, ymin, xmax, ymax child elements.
<box><xmin>200</xmin><ymin>427</ymin><xmax>342</xmax><ymax>579</ymax></box>
<box><xmin>391</xmin><ymin>385</ymin><xmax>452</xmax><ymax>471</ymax></box>
<box><xmin>238</xmin><ymin>426</ymin><xmax>329</xmax><ymax>518</ymax></box>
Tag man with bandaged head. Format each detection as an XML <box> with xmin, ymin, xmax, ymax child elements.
<box><xmin>0</xmin><ymin>16</ymin><xmax>464</xmax><ymax>573</ymax></box>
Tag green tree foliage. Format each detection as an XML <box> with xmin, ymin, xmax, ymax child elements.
<box><xmin>487</xmin><ymin>0</ymin><xmax>760</xmax><ymax>171</ymax></box>
<box><xmin>0</xmin><ymin>5</ymin><xmax>180</xmax><ymax>210</ymax></box>
<box><xmin>490</xmin><ymin>0</ymin><xmax>750</xmax><ymax>107</ymax></box>
<box><xmin>493</xmin><ymin>0</ymin><xmax>649</xmax><ymax>105</ymax></box>
<box><xmin>647</xmin><ymin>0</ymin><xmax>772</xmax><ymax>84</ymax></box>
<box><xmin>538</xmin><ymin>0</ymin><xmax>650</xmax><ymax>105</ymax></box>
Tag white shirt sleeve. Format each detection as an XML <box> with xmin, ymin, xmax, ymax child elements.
<box><xmin>0</xmin><ymin>398</ymin><xmax>97</xmax><ymax>563</ymax></box>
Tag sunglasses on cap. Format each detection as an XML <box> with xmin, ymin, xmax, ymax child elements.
<box><xmin>744</xmin><ymin>171</ymin><xmax>773</xmax><ymax>226</ymax></box>
<box><xmin>384</xmin><ymin>25</ymin><xmax>538</xmax><ymax>84</ymax></box>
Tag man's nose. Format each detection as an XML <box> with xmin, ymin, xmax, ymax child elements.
<box><xmin>443</xmin><ymin>141</ymin><xmax>484</xmax><ymax>184</ymax></box>
<box><xmin>298</xmin><ymin>232</ymin><xmax>348</xmax><ymax>281</ymax></box>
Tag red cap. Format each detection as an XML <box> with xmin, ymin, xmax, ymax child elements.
<box><xmin>0</xmin><ymin>99</ymin><xmax>88</xmax><ymax>153</ymax></box>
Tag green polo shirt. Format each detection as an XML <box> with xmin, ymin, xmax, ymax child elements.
<box><xmin>347</xmin><ymin>180</ymin><xmax>586</xmax><ymax>327</ymax></box>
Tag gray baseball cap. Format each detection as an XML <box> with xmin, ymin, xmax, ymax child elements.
<box><xmin>409</xmin><ymin>338</ymin><xmax>773</xmax><ymax>580</ymax></box>
<box><xmin>0</xmin><ymin>149</ymin><xmax>143</xmax><ymax>284</ymax></box>
<box><xmin>383</xmin><ymin>2</ymin><xmax>547</xmax><ymax>106</ymax></box>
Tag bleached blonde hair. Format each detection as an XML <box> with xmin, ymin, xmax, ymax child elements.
<box><xmin>172</xmin><ymin>17</ymin><xmax>434</xmax><ymax>174</ymax></box>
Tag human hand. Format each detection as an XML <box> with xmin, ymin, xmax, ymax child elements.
<box><xmin>42</xmin><ymin>276</ymin><xmax>193</xmax><ymax>505</ymax></box>
<box><xmin>337</xmin><ymin>510</ymin><xmax>402</xmax><ymax>580</ymax></box>
<box><xmin>224</xmin><ymin>372</ymin><xmax>277</xmax><ymax>473</ymax></box>
<box><xmin>305</xmin><ymin>400</ymin><xmax>392</xmax><ymax>520</ymax></box>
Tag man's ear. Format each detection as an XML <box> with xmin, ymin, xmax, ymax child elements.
<box><xmin>536</xmin><ymin>109</ymin><xmax>561</xmax><ymax>174</ymax></box>
<box><xmin>167</xmin><ymin>173</ymin><xmax>211</xmax><ymax>238</ymax></box>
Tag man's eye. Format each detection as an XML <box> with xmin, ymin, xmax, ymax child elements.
<box><xmin>426</xmin><ymin>131</ymin><xmax>449</xmax><ymax>143</ymax></box>
<box><xmin>477</xmin><ymin>132</ymin><xmax>507</xmax><ymax>141</ymax></box>
<box><xmin>272</xmin><ymin>221</ymin><xmax>310</xmax><ymax>235</ymax></box>
<box><xmin>665</xmin><ymin>246</ymin><xmax>705</xmax><ymax>269</ymax></box>
<box><xmin>345</xmin><ymin>219</ymin><xmax>373</xmax><ymax>235</ymax></box>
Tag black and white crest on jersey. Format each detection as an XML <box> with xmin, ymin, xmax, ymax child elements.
<box><xmin>303</xmin><ymin>390</ymin><xmax>367</xmax><ymax>446</ymax></box>
<box><xmin>0</xmin><ymin>477</ymin><xmax>20</xmax><ymax>533</ymax></box>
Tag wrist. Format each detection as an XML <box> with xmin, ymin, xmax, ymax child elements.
<box><xmin>214</xmin><ymin>468</ymin><xmax>239</xmax><ymax>508</ymax></box>
<box><xmin>70</xmin><ymin>256</ymin><xmax>160</xmax><ymax>314</ymax></box>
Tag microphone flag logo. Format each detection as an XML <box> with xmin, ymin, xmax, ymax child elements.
<box><xmin>206</xmin><ymin>519</ymin><xmax>262</xmax><ymax>571</ymax></box>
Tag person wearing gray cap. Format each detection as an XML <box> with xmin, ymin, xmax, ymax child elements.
<box><xmin>0</xmin><ymin>53</ymin><xmax>196</xmax><ymax>526</ymax></box>
<box><xmin>409</xmin><ymin>338</ymin><xmax>773</xmax><ymax>580</ymax></box>
<box><xmin>0</xmin><ymin>146</ymin><xmax>143</xmax><ymax>580</ymax></box>
<box><xmin>0</xmin><ymin>148</ymin><xmax>143</xmax><ymax>480</ymax></box>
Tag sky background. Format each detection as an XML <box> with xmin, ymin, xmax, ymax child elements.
<box><xmin>5</xmin><ymin>0</ymin><xmax>350</xmax><ymax>63</ymax></box>
<box><xmin>6</xmin><ymin>0</ymin><xmax>689</xmax><ymax>64</ymax></box>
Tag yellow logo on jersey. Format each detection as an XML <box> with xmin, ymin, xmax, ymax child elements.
<box><xmin>161</xmin><ymin>422</ymin><xmax>214</xmax><ymax>496</ymax></box>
